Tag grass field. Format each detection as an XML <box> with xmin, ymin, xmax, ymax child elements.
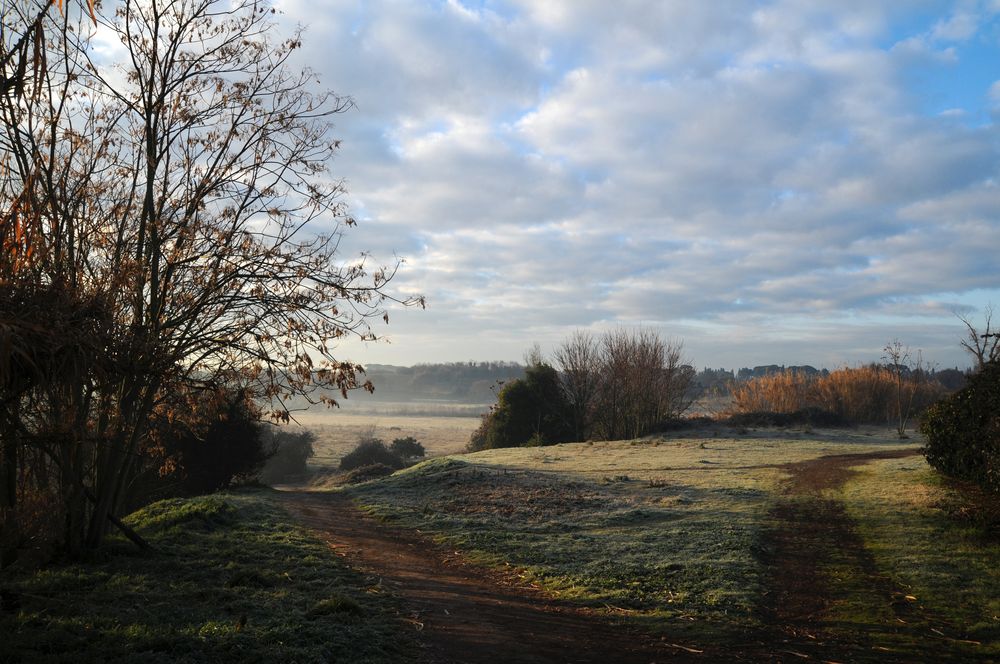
<box><xmin>348</xmin><ymin>429</ymin><xmax>909</xmax><ymax>620</ymax></box>
<box><xmin>0</xmin><ymin>490</ymin><xmax>417</xmax><ymax>664</ymax></box>
<box><xmin>838</xmin><ymin>456</ymin><xmax>1000</xmax><ymax>649</ymax></box>
<box><xmin>345</xmin><ymin>426</ymin><xmax>1000</xmax><ymax>656</ymax></box>
<box><xmin>289</xmin><ymin>411</ymin><xmax>481</xmax><ymax>471</ymax></box>
<box><xmin>5</xmin><ymin>425</ymin><xmax>998</xmax><ymax>661</ymax></box>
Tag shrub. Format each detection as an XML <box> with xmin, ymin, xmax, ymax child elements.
<box><xmin>151</xmin><ymin>390</ymin><xmax>271</xmax><ymax>497</ymax></box>
<box><xmin>525</xmin><ymin>432</ymin><xmax>547</xmax><ymax>447</ymax></box>
<box><xmin>306</xmin><ymin>594</ymin><xmax>365</xmax><ymax>619</ymax></box>
<box><xmin>468</xmin><ymin>412</ymin><xmax>489</xmax><ymax>452</ymax></box>
<box><xmin>729</xmin><ymin>365</ymin><xmax>945</xmax><ymax>426</ymax></box>
<box><xmin>339</xmin><ymin>440</ymin><xmax>404</xmax><ymax>472</ymax></box>
<box><xmin>654</xmin><ymin>415</ymin><xmax>717</xmax><ymax>431</ymax></box>
<box><xmin>730</xmin><ymin>369</ymin><xmax>814</xmax><ymax>414</ymax></box>
<box><xmin>722</xmin><ymin>408</ymin><xmax>845</xmax><ymax>428</ymax></box>
<box><xmin>259</xmin><ymin>430</ymin><xmax>316</xmax><ymax>484</ymax></box>
<box><xmin>389</xmin><ymin>436</ymin><xmax>425</xmax><ymax>459</ymax></box>
<box><xmin>921</xmin><ymin>361</ymin><xmax>1000</xmax><ymax>492</ymax></box>
<box><xmin>468</xmin><ymin>362</ymin><xmax>572</xmax><ymax>451</ymax></box>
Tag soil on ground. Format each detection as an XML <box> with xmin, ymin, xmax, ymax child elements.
<box><xmin>279</xmin><ymin>447</ymin><xmax>972</xmax><ymax>663</ymax></box>
<box><xmin>280</xmin><ymin>490</ymin><xmax>698</xmax><ymax>663</ymax></box>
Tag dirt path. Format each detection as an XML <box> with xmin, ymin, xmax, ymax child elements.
<box><xmin>279</xmin><ymin>448</ymin><xmax>966</xmax><ymax>663</ymax></box>
<box><xmin>760</xmin><ymin>448</ymin><xmax>969</xmax><ymax>662</ymax></box>
<box><xmin>280</xmin><ymin>490</ymin><xmax>702</xmax><ymax>664</ymax></box>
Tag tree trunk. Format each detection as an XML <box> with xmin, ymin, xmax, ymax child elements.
<box><xmin>1</xmin><ymin>426</ymin><xmax>19</xmax><ymax>569</ymax></box>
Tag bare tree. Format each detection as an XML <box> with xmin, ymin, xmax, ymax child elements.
<box><xmin>523</xmin><ymin>342</ymin><xmax>544</xmax><ymax>368</ymax></box>
<box><xmin>1</xmin><ymin>0</ymin><xmax>116</xmax><ymax>558</ymax></box>
<box><xmin>883</xmin><ymin>339</ymin><xmax>925</xmax><ymax>438</ymax></box>
<box><xmin>0</xmin><ymin>0</ymin><xmax>420</xmax><ymax>554</ymax></box>
<box><xmin>593</xmin><ymin>329</ymin><xmax>693</xmax><ymax>441</ymax></box>
<box><xmin>958</xmin><ymin>305</ymin><xmax>1000</xmax><ymax>372</ymax></box>
<box><xmin>553</xmin><ymin>330</ymin><xmax>600</xmax><ymax>441</ymax></box>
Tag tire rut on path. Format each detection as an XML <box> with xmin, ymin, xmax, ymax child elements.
<box><xmin>760</xmin><ymin>448</ymin><xmax>966</xmax><ymax>662</ymax></box>
<box><xmin>279</xmin><ymin>490</ymin><xmax>704</xmax><ymax>664</ymax></box>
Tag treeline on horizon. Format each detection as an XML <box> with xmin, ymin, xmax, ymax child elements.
<box><xmin>317</xmin><ymin>359</ymin><xmax>973</xmax><ymax>406</ymax></box>
<box><xmin>360</xmin><ymin>361</ymin><xmax>525</xmax><ymax>403</ymax></box>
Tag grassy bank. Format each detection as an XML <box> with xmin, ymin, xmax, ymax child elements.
<box><xmin>0</xmin><ymin>490</ymin><xmax>416</xmax><ymax>664</ymax></box>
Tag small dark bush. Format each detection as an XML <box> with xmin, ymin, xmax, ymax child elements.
<box><xmin>790</xmin><ymin>407</ymin><xmax>847</xmax><ymax>427</ymax></box>
<box><xmin>339</xmin><ymin>440</ymin><xmax>404</xmax><ymax>472</ymax></box>
<box><xmin>653</xmin><ymin>415</ymin><xmax>716</xmax><ymax>431</ymax></box>
<box><xmin>389</xmin><ymin>436</ymin><xmax>425</xmax><ymax>459</ymax></box>
<box><xmin>922</xmin><ymin>361</ymin><xmax>1000</xmax><ymax>492</ymax></box>
<box><xmin>343</xmin><ymin>463</ymin><xmax>397</xmax><ymax>484</ymax></box>
<box><xmin>722</xmin><ymin>408</ymin><xmax>845</xmax><ymax>428</ymax></box>
<box><xmin>723</xmin><ymin>411</ymin><xmax>783</xmax><ymax>427</ymax></box>
<box><xmin>153</xmin><ymin>391</ymin><xmax>271</xmax><ymax>497</ymax></box>
<box><xmin>259</xmin><ymin>430</ymin><xmax>316</xmax><ymax>484</ymax></box>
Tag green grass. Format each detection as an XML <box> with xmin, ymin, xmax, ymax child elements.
<box><xmin>838</xmin><ymin>457</ymin><xmax>1000</xmax><ymax>659</ymax></box>
<box><xmin>344</xmin><ymin>429</ymin><xmax>1000</xmax><ymax>657</ymax></box>
<box><xmin>361</xmin><ymin>456</ymin><xmax>764</xmax><ymax>618</ymax></box>
<box><xmin>0</xmin><ymin>490</ymin><xmax>417</xmax><ymax>664</ymax></box>
<box><xmin>347</xmin><ymin>431</ymin><xmax>916</xmax><ymax>642</ymax></box>
<box><xmin>8</xmin><ymin>428</ymin><xmax>993</xmax><ymax>661</ymax></box>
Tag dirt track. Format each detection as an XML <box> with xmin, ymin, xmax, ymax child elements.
<box><xmin>279</xmin><ymin>448</ymin><xmax>963</xmax><ymax>663</ymax></box>
<box><xmin>280</xmin><ymin>490</ymin><xmax>694</xmax><ymax>663</ymax></box>
<box><xmin>760</xmin><ymin>448</ymin><xmax>972</xmax><ymax>662</ymax></box>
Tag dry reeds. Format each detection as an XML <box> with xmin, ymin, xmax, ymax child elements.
<box><xmin>729</xmin><ymin>366</ymin><xmax>947</xmax><ymax>426</ymax></box>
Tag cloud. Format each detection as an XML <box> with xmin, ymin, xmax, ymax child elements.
<box><xmin>931</xmin><ymin>7</ymin><xmax>984</xmax><ymax>41</ymax></box>
<box><xmin>990</xmin><ymin>80</ymin><xmax>1000</xmax><ymax>109</ymax></box>
<box><xmin>271</xmin><ymin>1</ymin><xmax>1000</xmax><ymax>369</ymax></box>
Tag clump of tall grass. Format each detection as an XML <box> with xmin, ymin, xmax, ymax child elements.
<box><xmin>729</xmin><ymin>366</ymin><xmax>947</xmax><ymax>426</ymax></box>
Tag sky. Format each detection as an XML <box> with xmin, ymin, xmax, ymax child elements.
<box><xmin>269</xmin><ymin>0</ymin><xmax>1000</xmax><ymax>370</ymax></box>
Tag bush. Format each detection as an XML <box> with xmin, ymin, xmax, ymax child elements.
<box><xmin>921</xmin><ymin>361</ymin><xmax>1000</xmax><ymax>492</ymax></box>
<box><xmin>729</xmin><ymin>366</ymin><xmax>946</xmax><ymax>426</ymax></box>
<box><xmin>151</xmin><ymin>389</ymin><xmax>271</xmax><ymax>497</ymax></box>
<box><xmin>655</xmin><ymin>415</ymin><xmax>717</xmax><ymax>431</ymax></box>
<box><xmin>722</xmin><ymin>408</ymin><xmax>845</xmax><ymax>428</ymax></box>
<box><xmin>389</xmin><ymin>436</ymin><xmax>425</xmax><ymax>459</ymax></box>
<box><xmin>468</xmin><ymin>362</ymin><xmax>572</xmax><ymax>451</ymax></box>
<box><xmin>259</xmin><ymin>430</ymin><xmax>316</xmax><ymax>484</ymax></box>
<box><xmin>339</xmin><ymin>440</ymin><xmax>405</xmax><ymax>472</ymax></box>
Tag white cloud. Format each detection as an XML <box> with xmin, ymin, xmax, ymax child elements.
<box><xmin>989</xmin><ymin>80</ymin><xmax>1000</xmax><ymax>109</ymax></box>
<box><xmin>271</xmin><ymin>0</ymin><xmax>1000</xmax><ymax>369</ymax></box>
<box><xmin>931</xmin><ymin>9</ymin><xmax>981</xmax><ymax>41</ymax></box>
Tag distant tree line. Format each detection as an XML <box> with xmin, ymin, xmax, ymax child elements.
<box><xmin>697</xmin><ymin>365</ymin><xmax>968</xmax><ymax>395</ymax></box>
<box><xmin>469</xmin><ymin>330</ymin><xmax>695</xmax><ymax>450</ymax></box>
<box><xmin>291</xmin><ymin>360</ymin><xmax>974</xmax><ymax>414</ymax></box>
<box><xmin>362</xmin><ymin>362</ymin><xmax>526</xmax><ymax>403</ymax></box>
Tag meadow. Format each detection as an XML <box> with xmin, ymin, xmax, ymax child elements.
<box><xmin>289</xmin><ymin>410</ymin><xmax>480</xmax><ymax>471</ymax></box>
<box><xmin>0</xmin><ymin>491</ymin><xmax>417</xmax><ymax>663</ymax></box>
<box><xmin>4</xmin><ymin>423</ymin><xmax>998</xmax><ymax>662</ymax></box>
<box><xmin>345</xmin><ymin>426</ymin><xmax>1000</xmax><ymax>660</ymax></box>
